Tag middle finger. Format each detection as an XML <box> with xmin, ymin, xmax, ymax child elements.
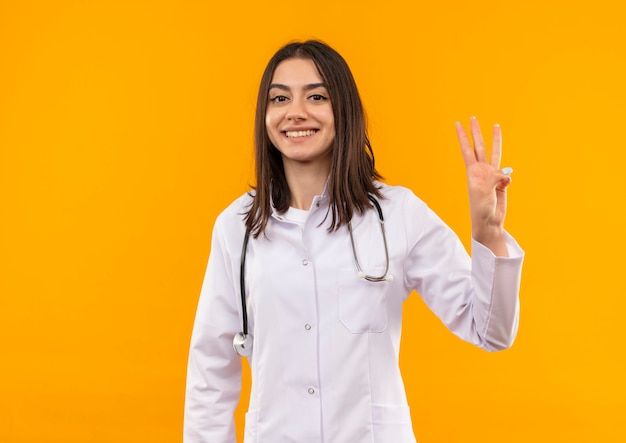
<box><xmin>470</xmin><ymin>116</ymin><xmax>487</xmax><ymax>163</ymax></box>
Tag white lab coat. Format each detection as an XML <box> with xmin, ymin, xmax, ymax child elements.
<box><xmin>184</xmin><ymin>183</ymin><xmax>524</xmax><ymax>443</ymax></box>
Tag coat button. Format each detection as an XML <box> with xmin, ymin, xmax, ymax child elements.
<box><xmin>308</xmin><ymin>388</ymin><xmax>315</xmax><ymax>395</ymax></box>
<box><xmin>302</xmin><ymin>258</ymin><xmax>310</xmax><ymax>266</ymax></box>
<box><xmin>304</xmin><ymin>324</ymin><xmax>312</xmax><ymax>330</ymax></box>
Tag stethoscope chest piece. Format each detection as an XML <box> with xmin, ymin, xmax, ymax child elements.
<box><xmin>233</xmin><ymin>332</ymin><xmax>253</xmax><ymax>356</ymax></box>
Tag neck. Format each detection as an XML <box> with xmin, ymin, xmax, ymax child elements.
<box><xmin>283</xmin><ymin>161</ymin><xmax>329</xmax><ymax>210</ymax></box>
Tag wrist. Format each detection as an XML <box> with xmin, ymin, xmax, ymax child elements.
<box><xmin>472</xmin><ymin>227</ymin><xmax>508</xmax><ymax>257</ymax></box>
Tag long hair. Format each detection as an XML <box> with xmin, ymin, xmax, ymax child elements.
<box><xmin>245</xmin><ymin>40</ymin><xmax>383</xmax><ymax>237</ymax></box>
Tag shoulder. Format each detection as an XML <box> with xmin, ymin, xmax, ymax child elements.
<box><xmin>218</xmin><ymin>191</ymin><xmax>254</xmax><ymax>219</ymax></box>
<box><xmin>375</xmin><ymin>182</ymin><xmax>427</xmax><ymax>209</ymax></box>
<box><xmin>373</xmin><ymin>182</ymin><xmax>443</xmax><ymax>231</ymax></box>
<box><xmin>213</xmin><ymin>191</ymin><xmax>254</xmax><ymax>236</ymax></box>
<box><xmin>373</xmin><ymin>182</ymin><xmax>453</xmax><ymax>243</ymax></box>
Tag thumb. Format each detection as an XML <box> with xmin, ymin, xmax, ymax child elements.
<box><xmin>496</xmin><ymin>168</ymin><xmax>513</xmax><ymax>191</ymax></box>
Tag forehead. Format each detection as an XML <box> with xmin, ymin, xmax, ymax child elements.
<box><xmin>271</xmin><ymin>58</ymin><xmax>324</xmax><ymax>86</ymax></box>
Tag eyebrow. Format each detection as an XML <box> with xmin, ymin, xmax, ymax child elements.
<box><xmin>269</xmin><ymin>82</ymin><xmax>327</xmax><ymax>92</ymax></box>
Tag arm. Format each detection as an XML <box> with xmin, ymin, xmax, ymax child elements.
<box><xmin>184</xmin><ymin>215</ymin><xmax>243</xmax><ymax>443</ymax></box>
<box><xmin>403</xmin><ymin>117</ymin><xmax>524</xmax><ymax>350</ymax></box>
<box><xmin>403</xmin><ymin>195</ymin><xmax>523</xmax><ymax>352</ymax></box>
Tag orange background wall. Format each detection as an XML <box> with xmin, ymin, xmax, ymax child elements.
<box><xmin>1</xmin><ymin>1</ymin><xmax>624</xmax><ymax>442</ymax></box>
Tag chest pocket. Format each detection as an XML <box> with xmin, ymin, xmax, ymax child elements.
<box><xmin>337</xmin><ymin>267</ymin><xmax>390</xmax><ymax>333</ymax></box>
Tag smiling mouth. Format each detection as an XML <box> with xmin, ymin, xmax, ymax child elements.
<box><xmin>284</xmin><ymin>129</ymin><xmax>317</xmax><ymax>138</ymax></box>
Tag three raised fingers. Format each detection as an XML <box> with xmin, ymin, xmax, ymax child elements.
<box><xmin>456</xmin><ymin>117</ymin><xmax>502</xmax><ymax>169</ymax></box>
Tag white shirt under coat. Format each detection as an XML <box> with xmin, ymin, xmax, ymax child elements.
<box><xmin>184</xmin><ymin>182</ymin><xmax>524</xmax><ymax>443</ymax></box>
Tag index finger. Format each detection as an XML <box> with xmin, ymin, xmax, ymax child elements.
<box><xmin>455</xmin><ymin>121</ymin><xmax>477</xmax><ymax>168</ymax></box>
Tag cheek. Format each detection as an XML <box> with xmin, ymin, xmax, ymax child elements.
<box><xmin>265</xmin><ymin>106</ymin><xmax>285</xmax><ymax>126</ymax></box>
<box><xmin>264</xmin><ymin>112</ymin><xmax>272</xmax><ymax>131</ymax></box>
<box><xmin>325</xmin><ymin>112</ymin><xmax>336</xmax><ymax>145</ymax></box>
<box><xmin>265</xmin><ymin>113</ymin><xmax>280</xmax><ymax>143</ymax></box>
<box><xmin>324</xmin><ymin>131</ymin><xmax>336</xmax><ymax>149</ymax></box>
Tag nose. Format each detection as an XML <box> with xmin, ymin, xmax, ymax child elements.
<box><xmin>286</xmin><ymin>97</ymin><xmax>307</xmax><ymax>120</ymax></box>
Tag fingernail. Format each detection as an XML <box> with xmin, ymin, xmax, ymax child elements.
<box><xmin>470</xmin><ymin>116</ymin><xmax>476</xmax><ymax>120</ymax></box>
<box><xmin>501</xmin><ymin>167</ymin><xmax>513</xmax><ymax>175</ymax></box>
<box><xmin>494</xmin><ymin>123</ymin><xmax>500</xmax><ymax>128</ymax></box>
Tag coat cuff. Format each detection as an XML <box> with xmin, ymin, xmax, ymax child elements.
<box><xmin>471</xmin><ymin>231</ymin><xmax>524</xmax><ymax>350</ymax></box>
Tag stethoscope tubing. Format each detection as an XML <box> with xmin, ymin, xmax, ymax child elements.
<box><xmin>348</xmin><ymin>195</ymin><xmax>390</xmax><ymax>282</ymax></box>
<box><xmin>240</xmin><ymin>230</ymin><xmax>251</xmax><ymax>337</ymax></box>
<box><xmin>234</xmin><ymin>195</ymin><xmax>389</xmax><ymax>356</ymax></box>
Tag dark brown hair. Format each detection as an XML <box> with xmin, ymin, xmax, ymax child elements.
<box><xmin>245</xmin><ymin>40</ymin><xmax>382</xmax><ymax>237</ymax></box>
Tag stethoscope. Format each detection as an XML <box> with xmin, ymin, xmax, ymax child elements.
<box><xmin>233</xmin><ymin>195</ymin><xmax>392</xmax><ymax>356</ymax></box>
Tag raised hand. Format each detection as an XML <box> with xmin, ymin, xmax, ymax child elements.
<box><xmin>455</xmin><ymin>117</ymin><xmax>512</xmax><ymax>256</ymax></box>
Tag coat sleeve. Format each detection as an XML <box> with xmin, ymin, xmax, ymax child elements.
<box><xmin>184</xmin><ymin>213</ymin><xmax>243</xmax><ymax>443</ymax></box>
<box><xmin>402</xmin><ymin>190</ymin><xmax>524</xmax><ymax>351</ymax></box>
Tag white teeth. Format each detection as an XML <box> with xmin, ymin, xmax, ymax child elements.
<box><xmin>285</xmin><ymin>130</ymin><xmax>316</xmax><ymax>138</ymax></box>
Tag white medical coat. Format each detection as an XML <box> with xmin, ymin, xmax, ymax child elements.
<box><xmin>184</xmin><ymin>183</ymin><xmax>524</xmax><ymax>443</ymax></box>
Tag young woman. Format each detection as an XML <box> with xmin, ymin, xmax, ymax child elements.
<box><xmin>184</xmin><ymin>40</ymin><xmax>524</xmax><ymax>443</ymax></box>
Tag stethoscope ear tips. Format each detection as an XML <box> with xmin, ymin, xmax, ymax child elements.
<box><xmin>385</xmin><ymin>274</ymin><xmax>394</xmax><ymax>282</ymax></box>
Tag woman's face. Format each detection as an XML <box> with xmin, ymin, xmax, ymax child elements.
<box><xmin>265</xmin><ymin>58</ymin><xmax>335</xmax><ymax>171</ymax></box>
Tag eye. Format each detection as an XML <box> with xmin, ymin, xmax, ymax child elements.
<box><xmin>269</xmin><ymin>95</ymin><xmax>289</xmax><ymax>103</ymax></box>
<box><xmin>309</xmin><ymin>94</ymin><xmax>327</xmax><ymax>101</ymax></box>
